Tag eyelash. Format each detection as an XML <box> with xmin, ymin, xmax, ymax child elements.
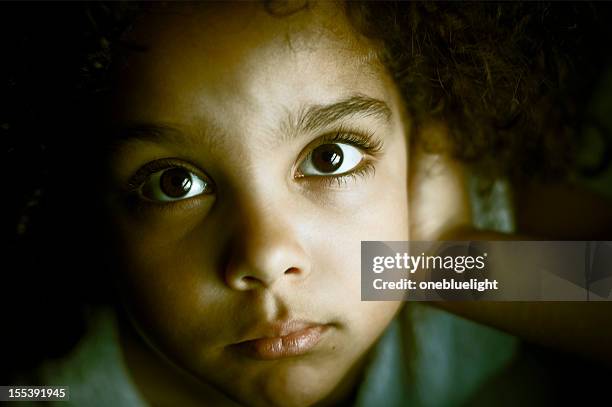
<box><xmin>123</xmin><ymin>158</ymin><xmax>210</xmax><ymax>212</ymax></box>
<box><xmin>298</xmin><ymin>127</ymin><xmax>383</xmax><ymax>187</ymax></box>
<box><xmin>314</xmin><ymin>161</ymin><xmax>377</xmax><ymax>189</ymax></box>
<box><xmin>125</xmin><ymin>158</ymin><xmax>201</xmax><ymax>193</ymax></box>
<box><xmin>123</xmin><ymin>128</ymin><xmax>383</xmax><ymax>209</ymax></box>
<box><xmin>319</xmin><ymin>127</ymin><xmax>383</xmax><ymax>154</ymax></box>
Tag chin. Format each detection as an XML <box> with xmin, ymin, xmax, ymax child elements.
<box><xmin>232</xmin><ymin>362</ymin><xmax>344</xmax><ymax>407</ymax></box>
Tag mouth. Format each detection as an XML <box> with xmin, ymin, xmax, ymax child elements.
<box><xmin>231</xmin><ymin>320</ymin><xmax>331</xmax><ymax>360</ymax></box>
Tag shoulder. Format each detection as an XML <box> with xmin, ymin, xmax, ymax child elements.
<box><xmin>20</xmin><ymin>307</ymin><xmax>147</xmax><ymax>407</ymax></box>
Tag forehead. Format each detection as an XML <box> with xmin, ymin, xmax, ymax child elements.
<box><xmin>110</xmin><ymin>2</ymin><xmax>391</xmax><ymax>136</ymax></box>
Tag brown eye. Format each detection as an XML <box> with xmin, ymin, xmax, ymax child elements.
<box><xmin>160</xmin><ymin>168</ymin><xmax>192</xmax><ymax>198</ymax></box>
<box><xmin>140</xmin><ymin>166</ymin><xmax>213</xmax><ymax>202</ymax></box>
<box><xmin>298</xmin><ymin>142</ymin><xmax>363</xmax><ymax>176</ymax></box>
<box><xmin>311</xmin><ymin>144</ymin><xmax>344</xmax><ymax>173</ymax></box>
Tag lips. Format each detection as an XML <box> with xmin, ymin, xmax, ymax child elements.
<box><xmin>232</xmin><ymin>321</ymin><xmax>330</xmax><ymax>360</ymax></box>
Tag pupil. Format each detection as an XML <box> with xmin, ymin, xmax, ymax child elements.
<box><xmin>312</xmin><ymin>144</ymin><xmax>343</xmax><ymax>173</ymax></box>
<box><xmin>160</xmin><ymin>168</ymin><xmax>192</xmax><ymax>198</ymax></box>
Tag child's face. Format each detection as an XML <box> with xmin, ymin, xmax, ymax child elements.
<box><xmin>107</xmin><ymin>3</ymin><xmax>409</xmax><ymax>406</ymax></box>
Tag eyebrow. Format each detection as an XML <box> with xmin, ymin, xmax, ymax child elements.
<box><xmin>110</xmin><ymin>94</ymin><xmax>392</xmax><ymax>149</ymax></box>
<box><xmin>291</xmin><ymin>93</ymin><xmax>392</xmax><ymax>135</ymax></box>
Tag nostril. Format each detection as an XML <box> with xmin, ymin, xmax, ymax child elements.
<box><xmin>242</xmin><ymin>276</ymin><xmax>259</xmax><ymax>284</ymax></box>
<box><xmin>284</xmin><ymin>267</ymin><xmax>300</xmax><ymax>275</ymax></box>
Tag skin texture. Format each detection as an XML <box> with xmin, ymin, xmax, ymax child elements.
<box><xmin>100</xmin><ymin>3</ymin><xmax>612</xmax><ymax>406</ymax></box>
<box><xmin>81</xmin><ymin>1</ymin><xmax>612</xmax><ymax>405</ymax></box>
<box><xmin>105</xmin><ymin>3</ymin><xmax>415</xmax><ymax>406</ymax></box>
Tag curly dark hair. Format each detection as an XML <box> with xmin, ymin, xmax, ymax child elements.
<box><xmin>2</xmin><ymin>1</ymin><xmax>611</xmax><ymax>377</ymax></box>
<box><xmin>346</xmin><ymin>1</ymin><xmax>612</xmax><ymax>180</ymax></box>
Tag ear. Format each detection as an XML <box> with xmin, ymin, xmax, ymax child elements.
<box><xmin>409</xmin><ymin>121</ymin><xmax>473</xmax><ymax>240</ymax></box>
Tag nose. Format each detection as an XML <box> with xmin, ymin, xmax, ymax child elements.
<box><xmin>224</xmin><ymin>202</ymin><xmax>311</xmax><ymax>291</ymax></box>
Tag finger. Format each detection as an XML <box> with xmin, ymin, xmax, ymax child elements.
<box><xmin>409</xmin><ymin>122</ymin><xmax>472</xmax><ymax>241</ymax></box>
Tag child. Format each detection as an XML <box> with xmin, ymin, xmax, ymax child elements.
<box><xmin>5</xmin><ymin>2</ymin><xmax>612</xmax><ymax>406</ymax></box>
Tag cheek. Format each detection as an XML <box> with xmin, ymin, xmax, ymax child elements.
<box><xmin>112</xmin><ymin>212</ymin><xmax>235</xmax><ymax>359</ymax></box>
<box><xmin>307</xmin><ymin>162</ymin><xmax>409</xmax><ymax>262</ymax></box>
<box><xmin>304</xmin><ymin>173</ymin><xmax>408</xmax><ymax>332</ymax></box>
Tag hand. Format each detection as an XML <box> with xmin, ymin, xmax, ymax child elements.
<box><xmin>408</xmin><ymin>122</ymin><xmax>473</xmax><ymax>241</ymax></box>
<box><xmin>408</xmin><ymin>130</ymin><xmax>612</xmax><ymax>364</ymax></box>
